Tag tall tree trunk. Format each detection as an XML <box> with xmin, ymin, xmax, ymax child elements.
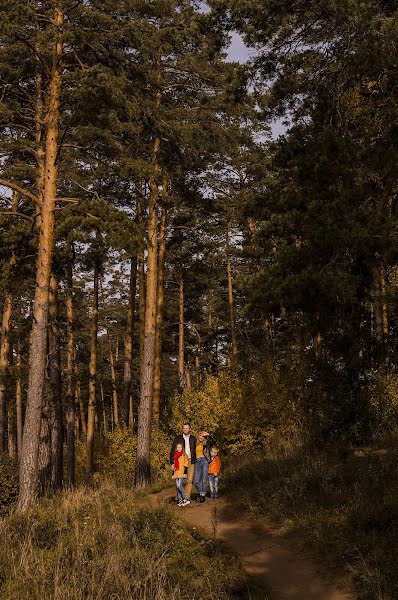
<box><xmin>109</xmin><ymin>336</ymin><xmax>119</xmax><ymax>429</ymax></box>
<box><xmin>137</xmin><ymin>194</ymin><xmax>146</xmax><ymax>386</ymax></box>
<box><xmin>185</xmin><ymin>366</ymin><xmax>192</xmax><ymax>390</ymax></box>
<box><xmin>195</xmin><ymin>356</ymin><xmax>200</xmax><ymax>387</ymax></box>
<box><xmin>153</xmin><ymin>178</ymin><xmax>168</xmax><ymax>423</ymax></box>
<box><xmin>86</xmin><ymin>263</ymin><xmax>99</xmax><ymax>485</ymax></box>
<box><xmin>65</xmin><ymin>258</ymin><xmax>76</xmax><ymax>487</ymax></box>
<box><xmin>178</xmin><ymin>275</ymin><xmax>185</xmax><ymax>388</ymax></box>
<box><xmin>77</xmin><ymin>381</ymin><xmax>86</xmax><ymax>439</ymax></box>
<box><xmin>0</xmin><ymin>192</ymin><xmax>18</xmax><ymax>452</ymax></box>
<box><xmin>48</xmin><ymin>274</ymin><xmax>63</xmax><ymax>489</ymax></box>
<box><xmin>0</xmin><ymin>294</ymin><xmax>13</xmax><ymax>453</ymax></box>
<box><xmin>17</xmin><ymin>3</ymin><xmax>63</xmax><ymax>512</ymax></box>
<box><xmin>7</xmin><ymin>344</ymin><xmax>16</xmax><ymax>459</ymax></box>
<box><xmin>15</xmin><ymin>340</ymin><xmax>23</xmax><ymax>459</ymax></box>
<box><xmin>135</xmin><ymin>136</ymin><xmax>160</xmax><ymax>487</ymax></box>
<box><xmin>122</xmin><ymin>257</ymin><xmax>137</xmax><ymax>428</ymax></box>
<box><xmin>37</xmin><ymin>399</ymin><xmax>51</xmax><ymax>492</ymax></box>
<box><xmin>226</xmin><ymin>228</ymin><xmax>237</xmax><ymax>362</ymax></box>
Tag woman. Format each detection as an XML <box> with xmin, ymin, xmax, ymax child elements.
<box><xmin>193</xmin><ymin>430</ymin><xmax>213</xmax><ymax>502</ymax></box>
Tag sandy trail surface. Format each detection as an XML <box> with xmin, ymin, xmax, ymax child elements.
<box><xmin>151</xmin><ymin>490</ymin><xmax>355</xmax><ymax>600</ymax></box>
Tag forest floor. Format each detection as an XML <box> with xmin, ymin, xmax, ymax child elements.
<box><xmin>151</xmin><ymin>488</ymin><xmax>354</xmax><ymax>600</ymax></box>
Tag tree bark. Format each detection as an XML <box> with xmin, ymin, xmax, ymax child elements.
<box><xmin>178</xmin><ymin>275</ymin><xmax>185</xmax><ymax>388</ymax></box>
<box><xmin>0</xmin><ymin>294</ymin><xmax>13</xmax><ymax>453</ymax></box>
<box><xmin>17</xmin><ymin>3</ymin><xmax>63</xmax><ymax>512</ymax></box>
<box><xmin>15</xmin><ymin>340</ymin><xmax>23</xmax><ymax>458</ymax></box>
<box><xmin>86</xmin><ymin>263</ymin><xmax>99</xmax><ymax>485</ymax></box>
<box><xmin>48</xmin><ymin>274</ymin><xmax>63</xmax><ymax>489</ymax></box>
<box><xmin>109</xmin><ymin>335</ymin><xmax>119</xmax><ymax>429</ymax></box>
<box><xmin>153</xmin><ymin>178</ymin><xmax>168</xmax><ymax>423</ymax></box>
<box><xmin>226</xmin><ymin>228</ymin><xmax>238</xmax><ymax>362</ymax></box>
<box><xmin>77</xmin><ymin>381</ymin><xmax>86</xmax><ymax>439</ymax></box>
<box><xmin>137</xmin><ymin>194</ymin><xmax>146</xmax><ymax>386</ymax></box>
<box><xmin>65</xmin><ymin>258</ymin><xmax>76</xmax><ymax>487</ymax></box>
<box><xmin>7</xmin><ymin>343</ymin><xmax>17</xmax><ymax>459</ymax></box>
<box><xmin>135</xmin><ymin>136</ymin><xmax>160</xmax><ymax>487</ymax></box>
<box><xmin>122</xmin><ymin>257</ymin><xmax>137</xmax><ymax>428</ymax></box>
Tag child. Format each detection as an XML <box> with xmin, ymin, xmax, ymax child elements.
<box><xmin>208</xmin><ymin>447</ymin><xmax>221</xmax><ymax>499</ymax></box>
<box><xmin>172</xmin><ymin>443</ymin><xmax>190</xmax><ymax>506</ymax></box>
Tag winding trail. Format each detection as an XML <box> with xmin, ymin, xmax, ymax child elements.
<box><xmin>151</xmin><ymin>489</ymin><xmax>354</xmax><ymax>600</ymax></box>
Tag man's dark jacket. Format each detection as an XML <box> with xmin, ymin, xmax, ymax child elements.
<box><xmin>170</xmin><ymin>434</ymin><xmax>197</xmax><ymax>465</ymax></box>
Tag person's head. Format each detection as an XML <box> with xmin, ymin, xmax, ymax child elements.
<box><xmin>198</xmin><ymin>430</ymin><xmax>209</xmax><ymax>443</ymax></box>
<box><xmin>182</xmin><ymin>423</ymin><xmax>191</xmax><ymax>435</ymax></box>
<box><xmin>176</xmin><ymin>443</ymin><xmax>183</xmax><ymax>453</ymax></box>
<box><xmin>210</xmin><ymin>446</ymin><xmax>219</xmax><ymax>458</ymax></box>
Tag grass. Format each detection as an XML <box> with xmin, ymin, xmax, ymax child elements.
<box><xmin>223</xmin><ymin>436</ymin><xmax>398</xmax><ymax>600</ymax></box>
<box><xmin>0</xmin><ymin>480</ymin><xmax>250</xmax><ymax>600</ymax></box>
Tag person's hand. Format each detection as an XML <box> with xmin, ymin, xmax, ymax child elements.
<box><xmin>183</xmin><ymin>474</ymin><xmax>187</xmax><ymax>478</ymax></box>
<box><xmin>171</xmin><ymin>465</ymin><xmax>175</xmax><ymax>471</ymax></box>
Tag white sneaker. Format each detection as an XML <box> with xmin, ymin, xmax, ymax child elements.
<box><xmin>182</xmin><ymin>499</ymin><xmax>191</xmax><ymax>506</ymax></box>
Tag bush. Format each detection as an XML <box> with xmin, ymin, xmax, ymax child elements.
<box><xmin>0</xmin><ymin>456</ymin><xmax>18</xmax><ymax>516</ymax></box>
<box><xmin>75</xmin><ymin>428</ymin><xmax>172</xmax><ymax>486</ymax></box>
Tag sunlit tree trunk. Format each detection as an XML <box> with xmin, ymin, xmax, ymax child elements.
<box><xmin>226</xmin><ymin>228</ymin><xmax>237</xmax><ymax>362</ymax></box>
<box><xmin>48</xmin><ymin>274</ymin><xmax>63</xmax><ymax>489</ymax></box>
<box><xmin>178</xmin><ymin>275</ymin><xmax>185</xmax><ymax>388</ymax></box>
<box><xmin>122</xmin><ymin>256</ymin><xmax>137</xmax><ymax>428</ymax></box>
<box><xmin>137</xmin><ymin>193</ymin><xmax>146</xmax><ymax>386</ymax></box>
<box><xmin>7</xmin><ymin>346</ymin><xmax>17</xmax><ymax>458</ymax></box>
<box><xmin>0</xmin><ymin>294</ymin><xmax>13</xmax><ymax>453</ymax></box>
<box><xmin>15</xmin><ymin>340</ymin><xmax>23</xmax><ymax>458</ymax></box>
<box><xmin>17</xmin><ymin>4</ymin><xmax>63</xmax><ymax>512</ymax></box>
<box><xmin>86</xmin><ymin>263</ymin><xmax>99</xmax><ymax>485</ymax></box>
<box><xmin>65</xmin><ymin>258</ymin><xmax>76</xmax><ymax>487</ymax></box>
<box><xmin>135</xmin><ymin>133</ymin><xmax>160</xmax><ymax>487</ymax></box>
<box><xmin>153</xmin><ymin>178</ymin><xmax>168</xmax><ymax>423</ymax></box>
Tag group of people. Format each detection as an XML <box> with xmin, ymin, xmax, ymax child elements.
<box><xmin>169</xmin><ymin>423</ymin><xmax>221</xmax><ymax>507</ymax></box>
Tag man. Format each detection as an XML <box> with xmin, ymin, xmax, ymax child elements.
<box><xmin>170</xmin><ymin>423</ymin><xmax>196</xmax><ymax>501</ymax></box>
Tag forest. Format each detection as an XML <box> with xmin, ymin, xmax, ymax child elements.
<box><xmin>1</xmin><ymin>1</ymin><xmax>398</xmax><ymax>599</ymax></box>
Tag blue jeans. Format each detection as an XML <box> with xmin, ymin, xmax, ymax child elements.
<box><xmin>194</xmin><ymin>457</ymin><xmax>209</xmax><ymax>495</ymax></box>
<box><xmin>175</xmin><ymin>477</ymin><xmax>185</xmax><ymax>502</ymax></box>
<box><xmin>208</xmin><ymin>474</ymin><xmax>219</xmax><ymax>498</ymax></box>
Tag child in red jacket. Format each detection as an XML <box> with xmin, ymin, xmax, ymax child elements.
<box><xmin>208</xmin><ymin>446</ymin><xmax>221</xmax><ymax>499</ymax></box>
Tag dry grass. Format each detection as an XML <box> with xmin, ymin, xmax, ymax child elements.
<box><xmin>223</xmin><ymin>437</ymin><xmax>398</xmax><ymax>600</ymax></box>
<box><xmin>0</xmin><ymin>481</ymin><xmax>247</xmax><ymax>600</ymax></box>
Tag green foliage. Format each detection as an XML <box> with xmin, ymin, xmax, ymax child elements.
<box><xmin>0</xmin><ymin>456</ymin><xmax>18</xmax><ymax>516</ymax></box>
<box><xmin>223</xmin><ymin>437</ymin><xmax>398</xmax><ymax>600</ymax></box>
<box><xmin>0</xmin><ymin>483</ymin><xmax>247</xmax><ymax>600</ymax></box>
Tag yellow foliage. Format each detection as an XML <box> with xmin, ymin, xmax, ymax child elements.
<box><xmin>169</xmin><ymin>363</ymin><xmax>304</xmax><ymax>455</ymax></box>
<box><xmin>75</xmin><ymin>428</ymin><xmax>171</xmax><ymax>486</ymax></box>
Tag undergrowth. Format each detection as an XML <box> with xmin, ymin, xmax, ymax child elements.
<box><xmin>223</xmin><ymin>436</ymin><xmax>398</xmax><ymax>600</ymax></box>
<box><xmin>0</xmin><ymin>482</ymin><xmax>248</xmax><ymax>600</ymax></box>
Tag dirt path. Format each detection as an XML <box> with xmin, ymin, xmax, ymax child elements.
<box><xmin>151</xmin><ymin>490</ymin><xmax>354</xmax><ymax>600</ymax></box>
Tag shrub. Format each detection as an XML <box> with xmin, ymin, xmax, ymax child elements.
<box><xmin>0</xmin><ymin>456</ymin><xmax>18</xmax><ymax>516</ymax></box>
<box><xmin>75</xmin><ymin>428</ymin><xmax>172</xmax><ymax>486</ymax></box>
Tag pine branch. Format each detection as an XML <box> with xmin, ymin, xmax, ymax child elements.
<box><xmin>0</xmin><ymin>179</ymin><xmax>41</xmax><ymax>208</ymax></box>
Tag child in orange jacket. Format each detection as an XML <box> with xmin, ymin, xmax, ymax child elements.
<box><xmin>172</xmin><ymin>443</ymin><xmax>190</xmax><ymax>506</ymax></box>
<box><xmin>208</xmin><ymin>446</ymin><xmax>221</xmax><ymax>500</ymax></box>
